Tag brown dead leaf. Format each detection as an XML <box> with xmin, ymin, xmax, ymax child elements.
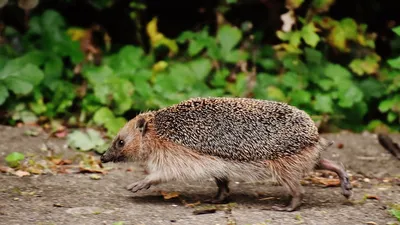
<box><xmin>79</xmin><ymin>166</ymin><xmax>107</xmax><ymax>174</ymax></box>
<box><xmin>365</xmin><ymin>194</ymin><xmax>380</xmax><ymax>200</ymax></box>
<box><xmin>183</xmin><ymin>201</ymin><xmax>201</xmax><ymax>208</ymax></box>
<box><xmin>311</xmin><ymin>177</ymin><xmax>340</xmax><ymax>187</ymax></box>
<box><xmin>15</xmin><ymin>170</ymin><xmax>30</xmax><ymax>177</ymax></box>
<box><xmin>51</xmin><ymin>158</ymin><xmax>72</xmax><ymax>165</ymax></box>
<box><xmin>160</xmin><ymin>191</ymin><xmax>180</xmax><ymax>200</ymax></box>
<box><xmin>0</xmin><ymin>166</ymin><xmax>13</xmax><ymax>173</ymax></box>
<box><xmin>27</xmin><ymin>167</ymin><xmax>43</xmax><ymax>174</ymax></box>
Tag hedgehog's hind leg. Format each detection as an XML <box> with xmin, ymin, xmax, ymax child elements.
<box><xmin>316</xmin><ymin>158</ymin><xmax>352</xmax><ymax>198</ymax></box>
<box><xmin>204</xmin><ymin>177</ymin><xmax>230</xmax><ymax>204</ymax></box>
<box><xmin>272</xmin><ymin>177</ymin><xmax>304</xmax><ymax>212</ymax></box>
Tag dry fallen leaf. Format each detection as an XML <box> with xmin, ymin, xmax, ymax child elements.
<box><xmin>27</xmin><ymin>167</ymin><xmax>43</xmax><ymax>174</ymax></box>
<box><xmin>90</xmin><ymin>174</ymin><xmax>101</xmax><ymax>180</ymax></box>
<box><xmin>79</xmin><ymin>166</ymin><xmax>107</xmax><ymax>174</ymax></box>
<box><xmin>51</xmin><ymin>158</ymin><xmax>73</xmax><ymax>165</ymax></box>
<box><xmin>0</xmin><ymin>165</ymin><xmax>13</xmax><ymax>173</ymax></box>
<box><xmin>365</xmin><ymin>194</ymin><xmax>380</xmax><ymax>200</ymax></box>
<box><xmin>160</xmin><ymin>191</ymin><xmax>180</xmax><ymax>200</ymax></box>
<box><xmin>311</xmin><ymin>177</ymin><xmax>341</xmax><ymax>187</ymax></box>
<box><xmin>183</xmin><ymin>201</ymin><xmax>201</xmax><ymax>208</ymax></box>
<box><xmin>15</xmin><ymin>170</ymin><xmax>30</xmax><ymax>177</ymax></box>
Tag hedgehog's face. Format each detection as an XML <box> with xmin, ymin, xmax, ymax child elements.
<box><xmin>100</xmin><ymin>116</ymin><xmax>147</xmax><ymax>163</ymax></box>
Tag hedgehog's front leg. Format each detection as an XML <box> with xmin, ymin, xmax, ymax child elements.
<box><xmin>205</xmin><ymin>177</ymin><xmax>231</xmax><ymax>204</ymax></box>
<box><xmin>126</xmin><ymin>177</ymin><xmax>160</xmax><ymax>193</ymax></box>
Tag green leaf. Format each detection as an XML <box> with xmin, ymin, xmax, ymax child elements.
<box><xmin>388</xmin><ymin>56</ymin><xmax>400</xmax><ymax>69</ymax></box>
<box><xmin>67</xmin><ymin>129</ymin><xmax>105</xmax><ymax>152</ymax></box>
<box><xmin>188</xmin><ymin>40</ymin><xmax>205</xmax><ymax>56</ymax></box>
<box><xmin>105</xmin><ymin>117</ymin><xmax>127</xmax><ymax>137</ymax></box>
<box><xmin>266</xmin><ymin>86</ymin><xmax>286</xmax><ymax>101</ymax></box>
<box><xmin>217</xmin><ymin>25</ymin><xmax>242</xmax><ymax>57</ymax></box>
<box><xmin>189</xmin><ymin>58</ymin><xmax>212</xmax><ymax>80</ymax></box>
<box><xmin>87</xmin><ymin>129</ymin><xmax>106</xmax><ymax>147</ymax></box>
<box><xmin>393</xmin><ymin>26</ymin><xmax>400</xmax><ymax>36</ymax></box>
<box><xmin>390</xmin><ymin>208</ymin><xmax>400</xmax><ymax>221</ymax></box>
<box><xmin>109</xmin><ymin>78</ymin><xmax>134</xmax><ymax>115</ymax></box>
<box><xmin>327</xmin><ymin>18</ymin><xmax>358</xmax><ymax>52</ymax></box>
<box><xmin>304</xmin><ymin>47</ymin><xmax>323</xmax><ymax>64</ymax></box>
<box><xmin>211</xmin><ymin>69</ymin><xmax>230</xmax><ymax>87</ymax></box>
<box><xmin>387</xmin><ymin>112</ymin><xmax>398</xmax><ymax>123</ymax></box>
<box><xmin>289</xmin><ymin>90</ymin><xmax>311</xmax><ymax>106</ymax></box>
<box><xmin>19</xmin><ymin>111</ymin><xmax>38</xmax><ymax>124</ymax></box>
<box><xmin>314</xmin><ymin>94</ymin><xmax>333</xmax><ymax>113</ymax></box>
<box><xmin>224</xmin><ymin>49</ymin><xmax>249</xmax><ymax>63</ymax></box>
<box><xmin>301</xmin><ymin>23</ymin><xmax>320</xmax><ymax>47</ymax></box>
<box><xmin>41</xmin><ymin>10</ymin><xmax>65</xmax><ymax>30</ymax></box>
<box><xmin>340</xmin><ymin>18</ymin><xmax>358</xmax><ymax>39</ymax></box>
<box><xmin>282</xmin><ymin>55</ymin><xmax>309</xmax><ymax>74</ymax></box>
<box><xmin>5</xmin><ymin>152</ymin><xmax>25</xmax><ymax>168</ymax></box>
<box><xmin>93</xmin><ymin>107</ymin><xmax>115</xmax><ymax>126</ymax></box>
<box><xmin>258</xmin><ymin>58</ymin><xmax>278</xmax><ymax>71</ymax></box>
<box><xmin>379</xmin><ymin>99</ymin><xmax>394</xmax><ymax>113</ymax></box>
<box><xmin>359</xmin><ymin>78</ymin><xmax>385</xmax><ymax>100</ymax></box>
<box><xmin>0</xmin><ymin>64</ymin><xmax>44</xmax><ymax>95</ymax></box>
<box><xmin>286</xmin><ymin>0</ymin><xmax>304</xmax><ymax>9</ymax></box>
<box><xmin>324</xmin><ymin>64</ymin><xmax>351</xmax><ymax>82</ymax></box>
<box><xmin>312</xmin><ymin>0</ymin><xmax>335</xmax><ymax>12</ymax></box>
<box><xmin>0</xmin><ymin>83</ymin><xmax>9</xmax><ymax>105</ymax></box>
<box><xmin>282</xmin><ymin>71</ymin><xmax>307</xmax><ymax>90</ymax></box>
<box><xmin>226</xmin><ymin>73</ymin><xmax>248</xmax><ymax>97</ymax></box>
<box><xmin>289</xmin><ymin>31</ymin><xmax>302</xmax><ymax>47</ymax></box>
<box><xmin>337</xmin><ymin>85</ymin><xmax>364</xmax><ymax>108</ymax></box>
<box><xmin>349</xmin><ymin>54</ymin><xmax>381</xmax><ymax>76</ymax></box>
<box><xmin>44</xmin><ymin>56</ymin><xmax>63</xmax><ymax>78</ymax></box>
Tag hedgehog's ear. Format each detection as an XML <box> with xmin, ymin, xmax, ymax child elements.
<box><xmin>135</xmin><ymin>117</ymin><xmax>147</xmax><ymax>135</ymax></box>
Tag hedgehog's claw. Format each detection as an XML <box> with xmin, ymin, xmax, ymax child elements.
<box><xmin>126</xmin><ymin>180</ymin><xmax>151</xmax><ymax>193</ymax></box>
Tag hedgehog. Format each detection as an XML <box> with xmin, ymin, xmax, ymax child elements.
<box><xmin>100</xmin><ymin>97</ymin><xmax>352</xmax><ymax>211</ymax></box>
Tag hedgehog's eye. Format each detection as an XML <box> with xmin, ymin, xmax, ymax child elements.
<box><xmin>117</xmin><ymin>140</ymin><xmax>125</xmax><ymax>148</ymax></box>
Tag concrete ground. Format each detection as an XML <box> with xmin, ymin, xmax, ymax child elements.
<box><xmin>0</xmin><ymin>125</ymin><xmax>399</xmax><ymax>225</ymax></box>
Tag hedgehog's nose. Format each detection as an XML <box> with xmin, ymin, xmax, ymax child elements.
<box><xmin>100</xmin><ymin>151</ymin><xmax>110</xmax><ymax>163</ymax></box>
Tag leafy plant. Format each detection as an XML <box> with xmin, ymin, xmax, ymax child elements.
<box><xmin>5</xmin><ymin>152</ymin><xmax>25</xmax><ymax>168</ymax></box>
<box><xmin>1</xmin><ymin>0</ymin><xmax>400</xmax><ymax>147</ymax></box>
<box><xmin>67</xmin><ymin>129</ymin><xmax>107</xmax><ymax>153</ymax></box>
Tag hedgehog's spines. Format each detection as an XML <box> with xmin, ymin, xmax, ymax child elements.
<box><xmin>153</xmin><ymin>97</ymin><xmax>319</xmax><ymax>162</ymax></box>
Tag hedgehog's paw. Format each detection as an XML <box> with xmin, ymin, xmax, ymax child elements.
<box><xmin>271</xmin><ymin>204</ymin><xmax>298</xmax><ymax>212</ymax></box>
<box><xmin>126</xmin><ymin>180</ymin><xmax>151</xmax><ymax>193</ymax></box>
<box><xmin>341</xmin><ymin>176</ymin><xmax>353</xmax><ymax>199</ymax></box>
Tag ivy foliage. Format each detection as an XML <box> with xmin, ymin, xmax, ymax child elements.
<box><xmin>0</xmin><ymin>0</ymin><xmax>399</xmax><ymax>137</ymax></box>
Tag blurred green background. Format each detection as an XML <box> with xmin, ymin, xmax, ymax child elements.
<box><xmin>0</xmin><ymin>0</ymin><xmax>399</xmax><ymax>139</ymax></box>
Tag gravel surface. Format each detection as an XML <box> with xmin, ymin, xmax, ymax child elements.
<box><xmin>0</xmin><ymin>125</ymin><xmax>399</xmax><ymax>225</ymax></box>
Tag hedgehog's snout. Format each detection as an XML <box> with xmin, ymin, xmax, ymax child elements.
<box><xmin>100</xmin><ymin>146</ymin><xmax>126</xmax><ymax>163</ymax></box>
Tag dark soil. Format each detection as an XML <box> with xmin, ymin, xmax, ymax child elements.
<box><xmin>0</xmin><ymin>125</ymin><xmax>399</xmax><ymax>225</ymax></box>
